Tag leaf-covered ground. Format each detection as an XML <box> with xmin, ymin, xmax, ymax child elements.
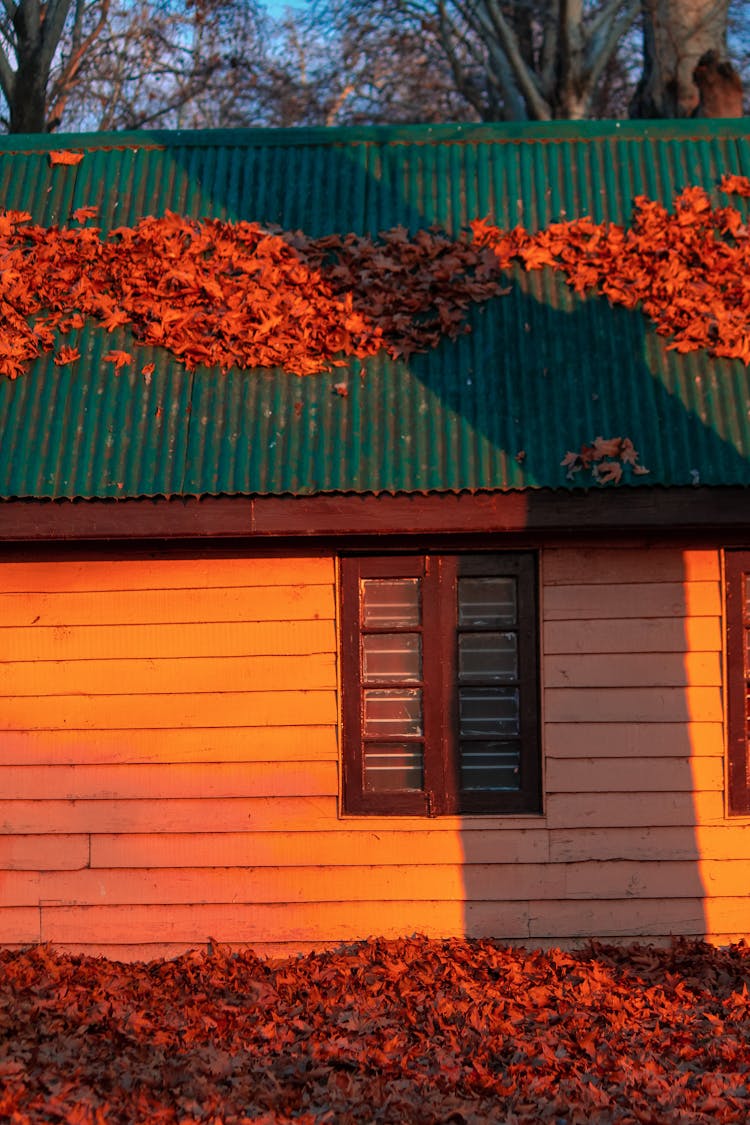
<box><xmin>2</xmin><ymin>938</ymin><xmax>750</xmax><ymax>1124</ymax></box>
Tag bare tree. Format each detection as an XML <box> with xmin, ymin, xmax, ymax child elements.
<box><xmin>295</xmin><ymin>3</ymin><xmax>476</xmax><ymax>126</ymax></box>
<box><xmin>438</xmin><ymin>0</ymin><xmax>641</xmax><ymax>119</ymax></box>
<box><xmin>3</xmin><ymin>0</ymin><xmax>744</xmax><ymax>135</ymax></box>
<box><xmin>56</xmin><ymin>0</ymin><xmax>266</xmax><ymax>131</ymax></box>
<box><xmin>313</xmin><ymin>2</ymin><xmax>641</xmax><ymax>123</ymax></box>
<box><xmin>0</xmin><ymin>0</ymin><xmax>109</xmax><ymax>131</ymax></box>
<box><xmin>309</xmin><ymin>0</ymin><xmax>747</xmax><ymax>123</ymax></box>
<box><xmin>630</xmin><ymin>0</ymin><xmax>733</xmax><ymax>117</ymax></box>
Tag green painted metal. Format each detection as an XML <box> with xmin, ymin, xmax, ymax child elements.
<box><xmin>0</xmin><ymin>121</ymin><xmax>748</xmax><ymax>499</ymax></box>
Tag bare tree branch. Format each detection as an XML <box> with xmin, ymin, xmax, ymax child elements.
<box><xmin>476</xmin><ymin>0</ymin><xmax>552</xmax><ymax>117</ymax></box>
<box><xmin>48</xmin><ymin>0</ymin><xmax>110</xmax><ymax>127</ymax></box>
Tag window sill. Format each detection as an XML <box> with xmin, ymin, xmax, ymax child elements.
<box><xmin>336</xmin><ymin>811</ymin><xmax>548</xmax><ymax>829</ymax></box>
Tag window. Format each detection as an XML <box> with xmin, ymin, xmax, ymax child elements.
<box><xmin>340</xmin><ymin>553</ymin><xmax>541</xmax><ymax>816</ymax></box>
<box><xmin>726</xmin><ymin>551</ymin><xmax>750</xmax><ymax>815</ymax></box>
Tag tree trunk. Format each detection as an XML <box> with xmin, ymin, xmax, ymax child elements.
<box><xmin>0</xmin><ymin>1</ymin><xmax>77</xmax><ymax>133</ymax></box>
<box><xmin>9</xmin><ymin>51</ymin><xmax>50</xmax><ymax>132</ymax></box>
<box><xmin>631</xmin><ymin>0</ymin><xmax>730</xmax><ymax>117</ymax></box>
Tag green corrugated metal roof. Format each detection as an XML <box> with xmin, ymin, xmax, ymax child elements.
<box><xmin>0</xmin><ymin>121</ymin><xmax>749</xmax><ymax>499</ymax></box>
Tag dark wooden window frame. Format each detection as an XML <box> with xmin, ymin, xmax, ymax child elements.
<box><xmin>726</xmin><ymin>550</ymin><xmax>750</xmax><ymax>815</ymax></box>
<box><xmin>340</xmin><ymin>551</ymin><xmax>541</xmax><ymax>817</ymax></box>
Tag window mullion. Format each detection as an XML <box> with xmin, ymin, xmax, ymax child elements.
<box><xmin>422</xmin><ymin>555</ymin><xmax>458</xmax><ymax>816</ymax></box>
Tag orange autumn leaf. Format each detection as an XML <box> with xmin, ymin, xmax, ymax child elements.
<box><xmin>48</xmin><ymin>150</ymin><xmax>84</xmax><ymax>166</ymax></box>
<box><xmin>103</xmin><ymin>350</ymin><xmax>132</xmax><ymax>370</ymax></box>
<box><xmin>719</xmin><ymin>173</ymin><xmax>750</xmax><ymax>198</ymax></box>
<box><xmin>71</xmin><ymin>205</ymin><xmax>99</xmax><ymax>223</ymax></box>
<box><xmin>53</xmin><ymin>345</ymin><xmax>80</xmax><ymax>366</ymax></box>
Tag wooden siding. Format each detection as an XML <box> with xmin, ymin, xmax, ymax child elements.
<box><xmin>0</xmin><ymin>545</ymin><xmax>747</xmax><ymax>957</ymax></box>
<box><xmin>539</xmin><ymin>546</ymin><xmax>736</xmax><ymax>946</ymax></box>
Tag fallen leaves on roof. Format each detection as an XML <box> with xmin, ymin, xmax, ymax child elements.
<box><xmin>0</xmin><ymin>174</ymin><xmax>748</xmax><ymax>380</ymax></box>
<box><xmin>2</xmin><ymin>937</ymin><xmax>750</xmax><ymax>1124</ymax></box>
<box><xmin>103</xmin><ymin>349</ymin><xmax>133</xmax><ymax>371</ymax></box>
<box><xmin>561</xmin><ymin>436</ymin><xmax>650</xmax><ymax>484</ymax></box>
<box><xmin>473</xmin><ymin>174</ymin><xmax>750</xmax><ymax>365</ymax></box>
<box><xmin>47</xmin><ymin>150</ymin><xmax>84</xmax><ymax>166</ymax></box>
<box><xmin>719</xmin><ymin>173</ymin><xmax>750</xmax><ymax>198</ymax></box>
<box><xmin>0</xmin><ymin>211</ymin><xmax>506</xmax><ymax>379</ymax></box>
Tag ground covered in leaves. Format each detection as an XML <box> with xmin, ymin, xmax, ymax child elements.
<box><xmin>2</xmin><ymin>938</ymin><xmax>750</xmax><ymax>1123</ymax></box>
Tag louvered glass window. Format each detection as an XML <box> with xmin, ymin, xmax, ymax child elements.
<box><xmin>726</xmin><ymin>553</ymin><xmax>750</xmax><ymax>815</ymax></box>
<box><xmin>341</xmin><ymin>554</ymin><xmax>540</xmax><ymax>816</ymax></box>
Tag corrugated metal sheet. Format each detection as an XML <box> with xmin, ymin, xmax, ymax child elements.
<box><xmin>0</xmin><ymin>121</ymin><xmax>748</xmax><ymax>499</ymax></box>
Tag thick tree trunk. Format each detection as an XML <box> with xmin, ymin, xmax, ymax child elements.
<box><xmin>631</xmin><ymin>0</ymin><xmax>730</xmax><ymax>117</ymax></box>
<box><xmin>8</xmin><ymin>52</ymin><xmax>50</xmax><ymax>132</ymax></box>
<box><xmin>0</xmin><ymin>1</ymin><xmax>77</xmax><ymax>132</ymax></box>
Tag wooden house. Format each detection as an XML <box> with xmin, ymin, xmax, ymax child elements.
<box><xmin>1</xmin><ymin>121</ymin><xmax>749</xmax><ymax>960</ymax></box>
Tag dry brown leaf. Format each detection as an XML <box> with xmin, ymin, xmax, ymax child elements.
<box><xmin>595</xmin><ymin>459</ymin><xmax>623</xmax><ymax>485</ymax></box>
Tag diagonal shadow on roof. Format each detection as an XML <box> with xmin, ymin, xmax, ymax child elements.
<box><xmin>0</xmin><ymin>124</ymin><xmax>748</xmax><ymax>498</ymax></box>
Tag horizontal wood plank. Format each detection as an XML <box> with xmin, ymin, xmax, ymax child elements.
<box><xmin>0</xmin><ymin>556</ymin><xmax>334</xmax><ymax>593</ymax></box>
<box><xmin>39</xmin><ymin>895</ymin><xmax>750</xmax><ymax>945</ymax></box>
<box><xmin>527</xmin><ymin>897</ymin><xmax>709</xmax><ymax>938</ymax></box>
<box><xmin>544</xmin><ymin>686</ymin><xmax>722</xmax><ymax>723</ymax></box>
<box><xmin>0</xmin><ymin>585</ymin><xmax>333</xmax><ymax>628</ymax></box>
<box><xmin>0</xmin><ymin>796</ymin><xmax>339</xmax><ymax>834</ymax></box>
<box><xmin>544</xmin><ymin>722</ymin><xmax>724</xmax><ymax>758</ymax></box>
<box><xmin>544</xmin><ymin>616</ymin><xmax>721</xmax><ymax>654</ymax></box>
<box><xmin>32</xmin><ymin>926</ymin><xmax>750</xmax><ymax>959</ymax></box>
<box><xmin>1</xmin><ymin>863</ymin><xmax>562</xmax><ymax>907</ymax></box>
<box><xmin>0</xmin><ymin>689</ymin><xmax>337</xmax><ymax>730</ymax></box>
<box><xmin>559</xmin><ymin>859</ymin><xmax>712</xmax><ymax>900</ymax></box>
<box><xmin>0</xmin><ymin>619</ymin><xmax>336</xmax><ymax>661</ymax></box>
<box><xmin>550</xmin><ymin>825</ymin><xmax>750</xmax><ymax>863</ymax></box>
<box><xmin>91</xmin><ymin>828</ymin><xmax>550</xmax><ymax>868</ymax></box>
<box><xmin>0</xmin><ymin>725</ymin><xmax>338</xmax><ymax>765</ymax></box>
<box><xmin>543</xmin><ymin>581</ymin><xmax>720</xmax><ymax>620</ymax></box>
<box><xmin>13</xmin><ymin>859</ymin><xmax>750</xmax><ymax>909</ymax></box>
<box><xmin>0</xmin><ymin>761</ymin><xmax>336</xmax><ymax>800</ymax></box>
<box><xmin>545</xmin><ymin>756</ymin><xmax>723</xmax><ymax>794</ymax></box>
<box><xmin>542</xmin><ymin>548</ymin><xmax>719</xmax><ymax>585</ymax></box>
<box><xmin>0</xmin><ymin>797</ymin><xmax>547</xmax><ymax>835</ymax></box>
<box><xmin>0</xmin><ymin>653</ymin><xmax>336</xmax><ymax>697</ymax></box>
<box><xmin>0</xmin><ymin>834</ymin><xmax>89</xmax><ymax>871</ymax></box>
<box><xmin>543</xmin><ymin>652</ymin><xmax>721</xmax><ymax>689</ymax></box>
<box><xmin>546</xmin><ymin>791</ymin><xmax>724</xmax><ymax>830</ymax></box>
<box><xmin>47</xmin><ymin>942</ymin><xmax>215</xmax><ymax>961</ymax></box>
<box><xmin>39</xmin><ymin>899</ymin><xmax>527</xmax><ymax>944</ymax></box>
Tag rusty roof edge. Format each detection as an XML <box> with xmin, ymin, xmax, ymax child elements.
<box><xmin>1</xmin><ymin>118</ymin><xmax>748</xmax><ymax>155</ymax></box>
<box><xmin>1</xmin><ymin>481</ymin><xmax>748</xmax><ymax>503</ymax></box>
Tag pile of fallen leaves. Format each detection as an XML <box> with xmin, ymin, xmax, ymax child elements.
<box><xmin>472</xmin><ymin>172</ymin><xmax>750</xmax><ymax>364</ymax></box>
<box><xmin>2</xmin><ymin>937</ymin><xmax>750</xmax><ymax>1124</ymax></box>
<box><xmin>0</xmin><ymin>211</ymin><xmax>504</xmax><ymax>378</ymax></box>
<box><xmin>1</xmin><ymin>173</ymin><xmax>749</xmax><ymax>380</ymax></box>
